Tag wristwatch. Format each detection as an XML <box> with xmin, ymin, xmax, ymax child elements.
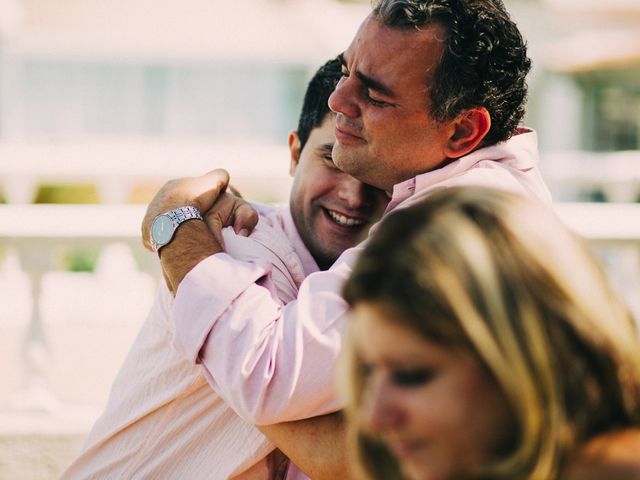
<box><xmin>150</xmin><ymin>205</ymin><xmax>204</xmax><ymax>253</ymax></box>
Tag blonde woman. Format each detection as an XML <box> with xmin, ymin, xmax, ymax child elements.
<box><xmin>341</xmin><ymin>187</ymin><xmax>640</xmax><ymax>480</ymax></box>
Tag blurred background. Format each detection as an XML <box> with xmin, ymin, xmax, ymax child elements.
<box><xmin>0</xmin><ymin>0</ymin><xmax>638</xmax><ymax>478</ymax></box>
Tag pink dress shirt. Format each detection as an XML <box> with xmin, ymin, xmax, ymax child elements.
<box><xmin>172</xmin><ymin>129</ymin><xmax>553</xmax><ymax>426</ymax></box>
<box><xmin>61</xmin><ymin>204</ymin><xmax>317</xmax><ymax>480</ymax></box>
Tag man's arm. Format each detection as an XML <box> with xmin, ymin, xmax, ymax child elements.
<box><xmin>146</xmin><ymin>172</ymin><xmax>359</xmax><ymax>423</ymax></box>
<box><xmin>171</xmin><ymin>246</ymin><xmax>360</xmax><ymax>424</ymax></box>
<box><xmin>258</xmin><ymin>412</ymin><xmax>354</xmax><ymax>480</ymax></box>
<box><xmin>142</xmin><ymin>170</ymin><xmax>258</xmax><ymax>292</ymax></box>
<box><xmin>159</xmin><ymin>220</ymin><xmax>221</xmax><ymax>293</ymax></box>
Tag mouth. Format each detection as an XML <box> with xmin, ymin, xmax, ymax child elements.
<box><xmin>334</xmin><ymin>123</ymin><xmax>364</xmax><ymax>143</ymax></box>
<box><xmin>324</xmin><ymin>208</ymin><xmax>367</xmax><ymax>228</ymax></box>
<box><xmin>387</xmin><ymin>439</ymin><xmax>426</xmax><ymax>460</ymax></box>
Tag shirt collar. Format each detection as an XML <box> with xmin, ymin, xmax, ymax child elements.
<box><xmin>385</xmin><ymin>128</ymin><xmax>538</xmax><ymax>212</ymax></box>
<box><xmin>385</xmin><ymin>177</ymin><xmax>416</xmax><ymax>213</ymax></box>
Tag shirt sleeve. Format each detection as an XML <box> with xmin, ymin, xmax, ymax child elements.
<box><xmin>171</xmin><ymin>245</ymin><xmax>362</xmax><ymax>425</ymax></box>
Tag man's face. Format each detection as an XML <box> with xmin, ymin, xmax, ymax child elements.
<box><xmin>329</xmin><ymin>15</ymin><xmax>453</xmax><ymax>192</ymax></box>
<box><xmin>289</xmin><ymin>115</ymin><xmax>389</xmax><ymax>270</ymax></box>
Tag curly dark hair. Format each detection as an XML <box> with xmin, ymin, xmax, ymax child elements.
<box><xmin>296</xmin><ymin>57</ymin><xmax>342</xmax><ymax>150</ymax></box>
<box><xmin>372</xmin><ymin>0</ymin><xmax>531</xmax><ymax>147</ymax></box>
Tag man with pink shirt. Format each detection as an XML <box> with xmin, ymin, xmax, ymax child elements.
<box><xmin>62</xmin><ymin>58</ymin><xmax>388</xmax><ymax>479</ymax></box>
<box><xmin>142</xmin><ymin>0</ymin><xmax>553</xmax><ymax>475</ymax></box>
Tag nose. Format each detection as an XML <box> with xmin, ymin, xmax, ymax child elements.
<box><xmin>360</xmin><ymin>373</ymin><xmax>405</xmax><ymax>434</ymax></box>
<box><xmin>337</xmin><ymin>174</ymin><xmax>372</xmax><ymax>210</ymax></box>
<box><xmin>329</xmin><ymin>75</ymin><xmax>360</xmax><ymax>119</ymax></box>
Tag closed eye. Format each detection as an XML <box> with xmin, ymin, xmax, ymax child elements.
<box><xmin>391</xmin><ymin>369</ymin><xmax>435</xmax><ymax>387</ymax></box>
<box><xmin>365</xmin><ymin>91</ymin><xmax>389</xmax><ymax>107</ymax></box>
<box><xmin>317</xmin><ymin>144</ymin><xmax>336</xmax><ymax>167</ymax></box>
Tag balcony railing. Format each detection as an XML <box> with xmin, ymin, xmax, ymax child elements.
<box><xmin>0</xmin><ymin>140</ymin><xmax>293</xmax><ymax>204</ymax></box>
<box><xmin>0</xmin><ymin>198</ymin><xmax>640</xmax><ymax>476</ymax></box>
<box><xmin>1</xmin><ymin>152</ymin><xmax>640</xmax><ymax>478</ymax></box>
<box><xmin>1</xmin><ymin>200</ymin><xmax>639</xmax><ymax>410</ymax></box>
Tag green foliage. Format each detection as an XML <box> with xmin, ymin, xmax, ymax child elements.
<box><xmin>34</xmin><ymin>184</ymin><xmax>100</xmax><ymax>204</ymax></box>
<box><xmin>62</xmin><ymin>248</ymin><xmax>100</xmax><ymax>273</ymax></box>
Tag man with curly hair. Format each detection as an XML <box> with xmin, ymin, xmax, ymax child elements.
<box><xmin>330</xmin><ymin>0</ymin><xmax>538</xmax><ymax>194</ymax></box>
<box><xmin>141</xmin><ymin>1</ymin><xmax>552</xmax><ymax>477</ymax></box>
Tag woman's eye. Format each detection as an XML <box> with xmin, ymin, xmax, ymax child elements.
<box><xmin>391</xmin><ymin>369</ymin><xmax>434</xmax><ymax>387</ymax></box>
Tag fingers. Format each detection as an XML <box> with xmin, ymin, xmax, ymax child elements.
<box><xmin>227</xmin><ymin>184</ymin><xmax>243</xmax><ymax>199</ymax></box>
<box><xmin>205</xmin><ymin>210</ymin><xmax>226</xmax><ymax>250</ymax></box>
<box><xmin>203</xmin><ymin>192</ymin><xmax>259</xmax><ymax>246</ymax></box>
<box><xmin>142</xmin><ymin>168</ymin><xmax>258</xmax><ymax>255</ymax></box>
<box><xmin>187</xmin><ymin>169</ymin><xmax>230</xmax><ymax>213</ymax></box>
<box><xmin>232</xmin><ymin>202</ymin><xmax>259</xmax><ymax>237</ymax></box>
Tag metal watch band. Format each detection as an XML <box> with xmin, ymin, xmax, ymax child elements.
<box><xmin>167</xmin><ymin>205</ymin><xmax>203</xmax><ymax>225</ymax></box>
<box><xmin>151</xmin><ymin>205</ymin><xmax>204</xmax><ymax>253</ymax></box>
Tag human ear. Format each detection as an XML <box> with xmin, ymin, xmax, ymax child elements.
<box><xmin>288</xmin><ymin>131</ymin><xmax>301</xmax><ymax>177</ymax></box>
<box><xmin>444</xmin><ymin>108</ymin><xmax>491</xmax><ymax>158</ymax></box>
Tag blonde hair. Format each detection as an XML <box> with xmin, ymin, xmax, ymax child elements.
<box><xmin>342</xmin><ymin>187</ymin><xmax>640</xmax><ymax>479</ymax></box>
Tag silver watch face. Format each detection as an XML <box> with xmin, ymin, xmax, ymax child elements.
<box><xmin>151</xmin><ymin>214</ymin><xmax>174</xmax><ymax>247</ymax></box>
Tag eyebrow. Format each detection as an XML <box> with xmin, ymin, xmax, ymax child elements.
<box><xmin>338</xmin><ymin>52</ymin><xmax>396</xmax><ymax>99</ymax></box>
<box><xmin>317</xmin><ymin>143</ymin><xmax>334</xmax><ymax>154</ymax></box>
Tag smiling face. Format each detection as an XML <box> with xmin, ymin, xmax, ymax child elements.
<box><xmin>328</xmin><ymin>15</ymin><xmax>456</xmax><ymax>192</ymax></box>
<box><xmin>289</xmin><ymin>115</ymin><xmax>388</xmax><ymax>270</ymax></box>
<box><xmin>350</xmin><ymin>301</ymin><xmax>514</xmax><ymax>480</ymax></box>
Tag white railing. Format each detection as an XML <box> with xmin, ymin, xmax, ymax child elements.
<box><xmin>542</xmin><ymin>150</ymin><xmax>640</xmax><ymax>202</ymax></box>
<box><xmin>0</xmin><ymin>204</ymin><xmax>160</xmax><ymax>412</ymax></box>
<box><xmin>0</xmin><ymin>138</ymin><xmax>294</xmax><ymax>413</ymax></box>
<box><xmin>555</xmin><ymin>202</ymin><xmax>640</xmax><ymax>324</ymax></box>
<box><xmin>554</xmin><ymin>201</ymin><xmax>640</xmax><ymax>244</ymax></box>
<box><xmin>0</xmin><ymin>140</ymin><xmax>293</xmax><ymax>204</ymax></box>
<box><xmin>4</xmin><ymin>143</ymin><xmax>639</xmax><ymax>203</ymax></box>
<box><xmin>1</xmin><ymin>202</ymin><xmax>639</xmax><ymax>411</ymax></box>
